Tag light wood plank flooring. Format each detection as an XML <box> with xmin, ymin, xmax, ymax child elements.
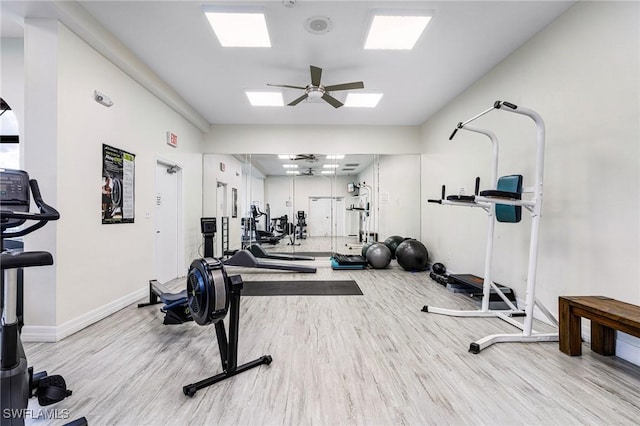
<box><xmin>24</xmin><ymin>261</ymin><xmax>640</xmax><ymax>425</ymax></box>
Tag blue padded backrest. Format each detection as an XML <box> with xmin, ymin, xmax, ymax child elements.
<box><xmin>496</xmin><ymin>175</ymin><xmax>523</xmax><ymax>223</ymax></box>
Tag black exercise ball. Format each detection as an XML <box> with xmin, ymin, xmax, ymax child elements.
<box><xmin>432</xmin><ymin>262</ymin><xmax>446</xmax><ymax>275</ymax></box>
<box><xmin>365</xmin><ymin>243</ymin><xmax>392</xmax><ymax>269</ymax></box>
<box><xmin>395</xmin><ymin>239</ymin><xmax>430</xmax><ymax>272</ymax></box>
<box><xmin>383</xmin><ymin>235</ymin><xmax>405</xmax><ymax>259</ymax></box>
<box><xmin>361</xmin><ymin>242</ymin><xmax>375</xmax><ymax>258</ymax></box>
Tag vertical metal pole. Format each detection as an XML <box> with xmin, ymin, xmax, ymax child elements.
<box><xmin>500</xmin><ymin>105</ymin><xmax>545</xmax><ymax>335</ymax></box>
<box><xmin>456</xmin><ymin>126</ymin><xmax>499</xmax><ymax>312</ymax></box>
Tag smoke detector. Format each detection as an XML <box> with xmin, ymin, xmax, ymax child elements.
<box><xmin>304</xmin><ymin>16</ymin><xmax>333</xmax><ymax>35</ymax></box>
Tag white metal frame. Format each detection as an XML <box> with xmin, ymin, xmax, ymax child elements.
<box><xmin>425</xmin><ymin>101</ymin><xmax>558</xmax><ymax>353</ymax></box>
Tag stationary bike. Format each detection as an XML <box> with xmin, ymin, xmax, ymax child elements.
<box><xmin>1</xmin><ymin>169</ymin><xmax>86</xmax><ymax>426</ymax></box>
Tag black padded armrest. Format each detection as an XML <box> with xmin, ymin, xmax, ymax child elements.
<box><xmin>446</xmin><ymin>195</ymin><xmax>476</xmax><ymax>202</ymax></box>
<box><xmin>1</xmin><ymin>251</ymin><xmax>53</xmax><ymax>270</ymax></box>
<box><xmin>478</xmin><ymin>190</ymin><xmax>521</xmax><ymax>200</ymax></box>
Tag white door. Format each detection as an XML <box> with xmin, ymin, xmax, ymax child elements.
<box><xmin>155</xmin><ymin>162</ymin><xmax>178</xmax><ymax>283</ymax></box>
<box><xmin>308</xmin><ymin>197</ymin><xmax>332</xmax><ymax>237</ymax></box>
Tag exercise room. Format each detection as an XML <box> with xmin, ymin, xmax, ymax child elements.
<box><xmin>1</xmin><ymin>1</ymin><xmax>639</xmax><ymax>425</ymax></box>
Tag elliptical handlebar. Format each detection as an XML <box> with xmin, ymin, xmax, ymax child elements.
<box><xmin>1</xmin><ymin>173</ymin><xmax>60</xmax><ymax>239</ymax></box>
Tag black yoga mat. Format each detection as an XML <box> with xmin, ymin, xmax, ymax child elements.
<box><xmin>242</xmin><ymin>280</ymin><xmax>363</xmax><ymax>296</ymax></box>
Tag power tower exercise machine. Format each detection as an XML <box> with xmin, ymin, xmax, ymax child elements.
<box><xmin>1</xmin><ymin>169</ymin><xmax>86</xmax><ymax>426</ymax></box>
<box><xmin>423</xmin><ymin>101</ymin><xmax>558</xmax><ymax>353</ymax></box>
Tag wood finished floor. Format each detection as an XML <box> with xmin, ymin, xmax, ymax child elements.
<box><xmin>24</xmin><ymin>261</ymin><xmax>640</xmax><ymax>425</ymax></box>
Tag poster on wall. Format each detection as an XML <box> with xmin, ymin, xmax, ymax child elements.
<box><xmin>102</xmin><ymin>144</ymin><xmax>135</xmax><ymax>224</ymax></box>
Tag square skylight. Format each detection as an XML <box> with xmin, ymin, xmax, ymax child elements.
<box><xmin>364</xmin><ymin>14</ymin><xmax>432</xmax><ymax>50</ymax></box>
<box><xmin>282</xmin><ymin>164</ymin><xmax>299</xmax><ymax>169</ymax></box>
<box><xmin>204</xmin><ymin>10</ymin><xmax>271</xmax><ymax>47</ymax></box>
<box><xmin>286</xmin><ymin>170</ymin><xmax>300</xmax><ymax>175</ymax></box>
<box><xmin>323</xmin><ymin>164</ymin><xmax>339</xmax><ymax>169</ymax></box>
<box><xmin>321</xmin><ymin>170</ymin><xmax>335</xmax><ymax>174</ymax></box>
<box><xmin>326</xmin><ymin>154</ymin><xmax>345</xmax><ymax>160</ymax></box>
<box><xmin>245</xmin><ymin>91</ymin><xmax>283</xmax><ymax>106</ymax></box>
<box><xmin>344</xmin><ymin>93</ymin><xmax>383</xmax><ymax>108</ymax></box>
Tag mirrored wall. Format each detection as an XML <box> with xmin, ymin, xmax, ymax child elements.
<box><xmin>202</xmin><ymin>153</ymin><xmax>421</xmax><ymax>259</ymax></box>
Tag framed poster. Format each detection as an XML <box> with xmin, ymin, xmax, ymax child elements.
<box><xmin>232</xmin><ymin>188</ymin><xmax>238</xmax><ymax>218</ymax></box>
<box><xmin>102</xmin><ymin>144</ymin><xmax>135</xmax><ymax>224</ymax></box>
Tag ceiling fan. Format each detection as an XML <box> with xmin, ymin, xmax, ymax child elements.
<box><xmin>300</xmin><ymin>168</ymin><xmax>316</xmax><ymax>176</ymax></box>
<box><xmin>288</xmin><ymin>154</ymin><xmax>318</xmax><ymax>162</ymax></box>
<box><xmin>268</xmin><ymin>65</ymin><xmax>364</xmax><ymax>108</ymax></box>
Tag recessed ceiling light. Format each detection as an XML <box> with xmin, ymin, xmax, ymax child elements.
<box><xmin>323</xmin><ymin>164</ymin><xmax>339</xmax><ymax>168</ymax></box>
<box><xmin>321</xmin><ymin>170</ymin><xmax>335</xmax><ymax>174</ymax></box>
<box><xmin>282</xmin><ymin>164</ymin><xmax>299</xmax><ymax>168</ymax></box>
<box><xmin>364</xmin><ymin>14</ymin><xmax>432</xmax><ymax>50</ymax></box>
<box><xmin>344</xmin><ymin>93</ymin><xmax>383</xmax><ymax>108</ymax></box>
<box><xmin>286</xmin><ymin>170</ymin><xmax>300</xmax><ymax>175</ymax></box>
<box><xmin>203</xmin><ymin>9</ymin><xmax>271</xmax><ymax>47</ymax></box>
<box><xmin>246</xmin><ymin>91</ymin><xmax>283</xmax><ymax>106</ymax></box>
<box><xmin>326</xmin><ymin>154</ymin><xmax>345</xmax><ymax>159</ymax></box>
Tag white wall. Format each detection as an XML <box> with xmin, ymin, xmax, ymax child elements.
<box><xmin>378</xmin><ymin>155</ymin><xmax>422</xmax><ymax>241</ymax></box>
<box><xmin>356</xmin><ymin>155</ymin><xmax>422</xmax><ymax>242</ymax></box>
<box><xmin>420</xmin><ymin>2</ymin><xmax>639</xmax><ymax>362</ymax></box>
<box><xmin>203</xmin><ymin>154</ymin><xmax>244</xmax><ymax>254</ymax></box>
<box><xmin>204</xmin><ymin>124</ymin><xmax>420</xmax><ymax>154</ymax></box>
<box><xmin>17</xmin><ymin>21</ymin><xmax>205</xmax><ymax>338</ymax></box>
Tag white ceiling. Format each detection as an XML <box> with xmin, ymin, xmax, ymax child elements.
<box><xmin>1</xmin><ymin>1</ymin><xmax>574</xmax><ymax>126</ymax></box>
<box><xmin>244</xmin><ymin>153</ymin><xmax>375</xmax><ymax>177</ymax></box>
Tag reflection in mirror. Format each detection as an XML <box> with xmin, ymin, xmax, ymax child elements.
<box><xmin>0</xmin><ymin>98</ymin><xmax>20</xmax><ymax>169</ymax></box>
<box><xmin>251</xmin><ymin>154</ymin><xmax>376</xmax><ymax>257</ymax></box>
<box><xmin>204</xmin><ymin>153</ymin><xmax>421</xmax><ymax>261</ymax></box>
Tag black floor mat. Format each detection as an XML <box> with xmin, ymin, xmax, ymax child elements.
<box><xmin>242</xmin><ymin>280</ymin><xmax>363</xmax><ymax>296</ymax></box>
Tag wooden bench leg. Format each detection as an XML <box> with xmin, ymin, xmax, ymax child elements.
<box><xmin>559</xmin><ymin>297</ymin><xmax>582</xmax><ymax>355</ymax></box>
<box><xmin>591</xmin><ymin>322</ymin><xmax>616</xmax><ymax>356</ymax></box>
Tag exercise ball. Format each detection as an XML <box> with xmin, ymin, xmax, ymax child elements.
<box><xmin>366</xmin><ymin>243</ymin><xmax>392</xmax><ymax>269</ymax></box>
<box><xmin>395</xmin><ymin>239</ymin><xmax>430</xmax><ymax>272</ymax></box>
<box><xmin>383</xmin><ymin>235</ymin><xmax>405</xmax><ymax>259</ymax></box>
<box><xmin>361</xmin><ymin>242</ymin><xmax>375</xmax><ymax>258</ymax></box>
<box><xmin>432</xmin><ymin>262</ymin><xmax>446</xmax><ymax>275</ymax></box>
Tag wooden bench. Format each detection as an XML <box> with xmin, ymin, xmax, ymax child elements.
<box><xmin>559</xmin><ymin>296</ymin><xmax>640</xmax><ymax>356</ymax></box>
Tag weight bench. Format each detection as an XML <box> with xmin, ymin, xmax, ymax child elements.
<box><xmin>559</xmin><ymin>296</ymin><xmax>640</xmax><ymax>356</ymax></box>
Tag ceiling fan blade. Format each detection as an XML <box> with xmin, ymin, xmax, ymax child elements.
<box><xmin>288</xmin><ymin>94</ymin><xmax>309</xmax><ymax>106</ymax></box>
<box><xmin>310</xmin><ymin>65</ymin><xmax>322</xmax><ymax>87</ymax></box>
<box><xmin>321</xmin><ymin>93</ymin><xmax>343</xmax><ymax>108</ymax></box>
<box><xmin>267</xmin><ymin>83</ymin><xmax>307</xmax><ymax>90</ymax></box>
<box><xmin>324</xmin><ymin>81</ymin><xmax>365</xmax><ymax>92</ymax></box>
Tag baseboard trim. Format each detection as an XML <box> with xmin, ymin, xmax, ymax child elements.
<box><xmin>22</xmin><ymin>287</ymin><xmax>148</xmax><ymax>342</ymax></box>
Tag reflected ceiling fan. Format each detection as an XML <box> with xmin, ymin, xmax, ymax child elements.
<box><xmin>300</xmin><ymin>168</ymin><xmax>316</xmax><ymax>176</ymax></box>
<box><xmin>268</xmin><ymin>65</ymin><xmax>364</xmax><ymax>108</ymax></box>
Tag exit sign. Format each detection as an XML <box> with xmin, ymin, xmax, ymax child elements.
<box><xmin>166</xmin><ymin>132</ymin><xmax>178</xmax><ymax>147</ymax></box>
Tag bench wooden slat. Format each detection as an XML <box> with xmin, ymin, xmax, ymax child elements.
<box><xmin>559</xmin><ymin>296</ymin><xmax>640</xmax><ymax>356</ymax></box>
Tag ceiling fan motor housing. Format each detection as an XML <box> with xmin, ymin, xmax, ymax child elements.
<box><xmin>306</xmin><ymin>85</ymin><xmax>325</xmax><ymax>98</ymax></box>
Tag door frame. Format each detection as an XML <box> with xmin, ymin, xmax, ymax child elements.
<box><xmin>155</xmin><ymin>157</ymin><xmax>185</xmax><ymax>279</ymax></box>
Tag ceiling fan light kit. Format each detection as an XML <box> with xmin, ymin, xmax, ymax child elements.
<box><xmin>268</xmin><ymin>65</ymin><xmax>365</xmax><ymax>108</ymax></box>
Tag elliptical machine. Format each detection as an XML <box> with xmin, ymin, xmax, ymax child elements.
<box><xmin>1</xmin><ymin>169</ymin><xmax>86</xmax><ymax>426</ymax></box>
